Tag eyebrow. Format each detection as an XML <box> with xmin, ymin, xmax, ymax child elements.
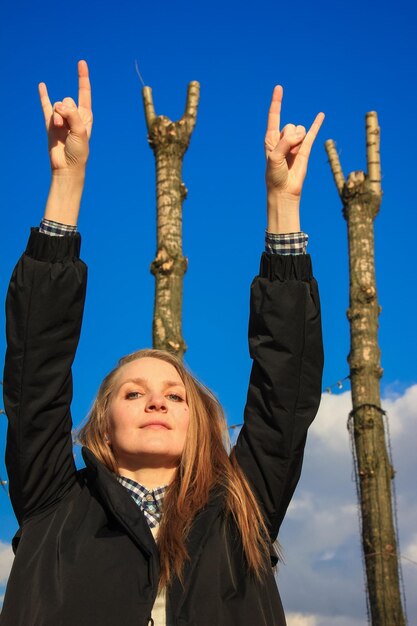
<box><xmin>117</xmin><ymin>377</ymin><xmax>185</xmax><ymax>392</ymax></box>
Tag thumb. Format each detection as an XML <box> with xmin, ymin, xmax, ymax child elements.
<box><xmin>271</xmin><ymin>130</ymin><xmax>305</xmax><ymax>163</ymax></box>
<box><xmin>54</xmin><ymin>101</ymin><xmax>86</xmax><ymax>137</ymax></box>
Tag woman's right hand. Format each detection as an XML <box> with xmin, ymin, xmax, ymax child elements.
<box><xmin>38</xmin><ymin>60</ymin><xmax>93</xmax><ymax>175</ymax></box>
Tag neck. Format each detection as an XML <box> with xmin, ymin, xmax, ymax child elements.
<box><xmin>117</xmin><ymin>465</ymin><xmax>177</xmax><ymax>489</ymax></box>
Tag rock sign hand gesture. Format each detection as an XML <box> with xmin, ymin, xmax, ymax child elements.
<box><xmin>265</xmin><ymin>85</ymin><xmax>324</xmax><ymax>199</ymax></box>
<box><xmin>38</xmin><ymin>59</ymin><xmax>93</xmax><ymax>174</ymax></box>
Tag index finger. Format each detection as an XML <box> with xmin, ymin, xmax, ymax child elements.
<box><xmin>78</xmin><ymin>59</ymin><xmax>92</xmax><ymax>110</ymax></box>
<box><xmin>266</xmin><ymin>85</ymin><xmax>283</xmax><ymax>134</ymax></box>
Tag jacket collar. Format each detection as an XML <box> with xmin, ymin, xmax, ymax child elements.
<box><xmin>81</xmin><ymin>447</ymin><xmax>226</xmax><ymax>611</ymax></box>
<box><xmin>81</xmin><ymin>447</ymin><xmax>159</xmax><ymax>572</ymax></box>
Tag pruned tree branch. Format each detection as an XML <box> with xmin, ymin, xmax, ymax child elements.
<box><xmin>366</xmin><ymin>111</ymin><xmax>381</xmax><ymax>195</ymax></box>
<box><xmin>142</xmin><ymin>86</ymin><xmax>156</xmax><ymax>129</ymax></box>
<box><xmin>324</xmin><ymin>139</ymin><xmax>345</xmax><ymax>196</ymax></box>
<box><xmin>181</xmin><ymin>80</ymin><xmax>200</xmax><ymax>134</ymax></box>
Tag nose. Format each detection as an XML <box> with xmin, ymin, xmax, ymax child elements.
<box><xmin>145</xmin><ymin>393</ymin><xmax>167</xmax><ymax>413</ymax></box>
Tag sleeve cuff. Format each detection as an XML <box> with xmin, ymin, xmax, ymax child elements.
<box><xmin>26</xmin><ymin>228</ymin><xmax>82</xmax><ymax>262</ymax></box>
<box><xmin>39</xmin><ymin>218</ymin><xmax>78</xmax><ymax>237</ymax></box>
<box><xmin>259</xmin><ymin>252</ymin><xmax>313</xmax><ymax>281</ymax></box>
<box><xmin>265</xmin><ymin>231</ymin><xmax>308</xmax><ymax>255</ymax></box>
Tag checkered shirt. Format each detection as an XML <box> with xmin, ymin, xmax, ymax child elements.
<box><xmin>265</xmin><ymin>230</ymin><xmax>308</xmax><ymax>255</ymax></box>
<box><xmin>116</xmin><ymin>475</ymin><xmax>167</xmax><ymax>528</ymax></box>
<box><xmin>39</xmin><ymin>219</ymin><xmax>308</xmax><ymax>255</ymax></box>
<box><xmin>39</xmin><ymin>218</ymin><xmax>78</xmax><ymax>236</ymax></box>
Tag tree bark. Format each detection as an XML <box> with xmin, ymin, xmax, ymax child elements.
<box><xmin>142</xmin><ymin>82</ymin><xmax>200</xmax><ymax>358</ymax></box>
<box><xmin>325</xmin><ymin>115</ymin><xmax>406</xmax><ymax>626</ymax></box>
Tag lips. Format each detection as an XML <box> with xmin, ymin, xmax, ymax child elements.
<box><xmin>140</xmin><ymin>420</ymin><xmax>171</xmax><ymax>429</ymax></box>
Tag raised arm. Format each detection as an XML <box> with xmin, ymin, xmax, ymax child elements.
<box><xmin>4</xmin><ymin>61</ymin><xmax>92</xmax><ymax>525</ymax></box>
<box><xmin>234</xmin><ymin>87</ymin><xmax>324</xmax><ymax>541</ymax></box>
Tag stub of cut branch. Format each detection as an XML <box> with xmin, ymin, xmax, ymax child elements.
<box><xmin>325</xmin><ymin>139</ymin><xmax>345</xmax><ymax>196</ymax></box>
<box><xmin>366</xmin><ymin>111</ymin><xmax>381</xmax><ymax>195</ymax></box>
<box><xmin>142</xmin><ymin>82</ymin><xmax>200</xmax><ymax>145</ymax></box>
<box><xmin>182</xmin><ymin>81</ymin><xmax>200</xmax><ymax>132</ymax></box>
<box><xmin>142</xmin><ymin>86</ymin><xmax>156</xmax><ymax>130</ymax></box>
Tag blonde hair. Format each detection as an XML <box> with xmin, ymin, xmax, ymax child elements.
<box><xmin>78</xmin><ymin>348</ymin><xmax>276</xmax><ymax>588</ymax></box>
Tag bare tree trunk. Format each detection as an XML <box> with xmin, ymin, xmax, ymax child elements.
<box><xmin>325</xmin><ymin>114</ymin><xmax>406</xmax><ymax>626</ymax></box>
<box><xmin>142</xmin><ymin>82</ymin><xmax>200</xmax><ymax>358</ymax></box>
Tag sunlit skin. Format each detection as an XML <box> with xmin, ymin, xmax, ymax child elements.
<box><xmin>106</xmin><ymin>357</ymin><xmax>190</xmax><ymax>488</ymax></box>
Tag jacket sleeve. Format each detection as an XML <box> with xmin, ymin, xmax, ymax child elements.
<box><xmin>3</xmin><ymin>228</ymin><xmax>87</xmax><ymax>525</ymax></box>
<box><xmin>234</xmin><ymin>252</ymin><xmax>323</xmax><ymax>541</ymax></box>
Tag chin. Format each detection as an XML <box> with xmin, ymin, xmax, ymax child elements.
<box><xmin>131</xmin><ymin>445</ymin><xmax>183</xmax><ymax>461</ymax></box>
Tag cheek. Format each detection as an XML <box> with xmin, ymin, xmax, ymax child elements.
<box><xmin>109</xmin><ymin>404</ymin><xmax>135</xmax><ymax>432</ymax></box>
<box><xmin>180</xmin><ymin>407</ymin><xmax>191</xmax><ymax>434</ymax></box>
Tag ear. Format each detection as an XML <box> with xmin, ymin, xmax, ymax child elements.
<box><xmin>104</xmin><ymin>434</ymin><xmax>110</xmax><ymax>444</ymax></box>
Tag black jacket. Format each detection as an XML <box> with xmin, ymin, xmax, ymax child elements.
<box><xmin>1</xmin><ymin>229</ymin><xmax>323</xmax><ymax>626</ymax></box>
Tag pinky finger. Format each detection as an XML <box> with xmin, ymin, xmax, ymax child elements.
<box><xmin>298</xmin><ymin>112</ymin><xmax>325</xmax><ymax>158</ymax></box>
<box><xmin>38</xmin><ymin>82</ymin><xmax>53</xmax><ymax>125</ymax></box>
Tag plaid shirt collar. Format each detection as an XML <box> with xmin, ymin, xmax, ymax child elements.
<box><xmin>116</xmin><ymin>475</ymin><xmax>167</xmax><ymax>529</ymax></box>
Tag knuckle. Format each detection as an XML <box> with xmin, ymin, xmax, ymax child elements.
<box><xmin>62</xmin><ymin>96</ymin><xmax>76</xmax><ymax>104</ymax></box>
<box><xmin>282</xmin><ymin>124</ymin><xmax>296</xmax><ymax>134</ymax></box>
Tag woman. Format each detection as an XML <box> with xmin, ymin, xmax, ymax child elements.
<box><xmin>1</xmin><ymin>60</ymin><xmax>324</xmax><ymax>625</ymax></box>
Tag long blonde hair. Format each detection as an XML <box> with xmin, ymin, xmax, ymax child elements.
<box><xmin>78</xmin><ymin>348</ymin><xmax>275</xmax><ymax>588</ymax></box>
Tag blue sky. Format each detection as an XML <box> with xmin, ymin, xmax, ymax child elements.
<box><xmin>1</xmin><ymin>0</ymin><xmax>416</xmax><ymax>623</ymax></box>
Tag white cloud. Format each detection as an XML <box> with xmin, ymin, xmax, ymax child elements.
<box><xmin>0</xmin><ymin>541</ymin><xmax>13</xmax><ymax>585</ymax></box>
<box><xmin>286</xmin><ymin>614</ymin><xmax>366</xmax><ymax>626</ymax></box>
<box><xmin>287</xmin><ymin>492</ymin><xmax>314</xmax><ymax>518</ymax></box>
<box><xmin>278</xmin><ymin>385</ymin><xmax>417</xmax><ymax>625</ymax></box>
<box><xmin>309</xmin><ymin>390</ymin><xmax>353</xmax><ymax>453</ymax></box>
<box><xmin>287</xmin><ymin>613</ymin><xmax>317</xmax><ymax>626</ymax></box>
<box><xmin>309</xmin><ymin>384</ymin><xmax>417</xmax><ymax>453</ymax></box>
<box><xmin>403</xmin><ymin>534</ymin><xmax>417</xmax><ymax>563</ymax></box>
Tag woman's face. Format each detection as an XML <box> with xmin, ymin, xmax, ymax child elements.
<box><xmin>107</xmin><ymin>357</ymin><xmax>190</xmax><ymax>471</ymax></box>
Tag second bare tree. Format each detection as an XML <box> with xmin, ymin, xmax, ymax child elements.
<box><xmin>142</xmin><ymin>82</ymin><xmax>200</xmax><ymax>358</ymax></box>
<box><xmin>325</xmin><ymin>115</ymin><xmax>406</xmax><ymax>626</ymax></box>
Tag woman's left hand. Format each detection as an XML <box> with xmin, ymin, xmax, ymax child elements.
<box><xmin>265</xmin><ymin>85</ymin><xmax>324</xmax><ymax>199</ymax></box>
<box><xmin>38</xmin><ymin>60</ymin><xmax>93</xmax><ymax>175</ymax></box>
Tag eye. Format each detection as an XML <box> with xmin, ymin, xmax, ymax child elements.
<box><xmin>167</xmin><ymin>393</ymin><xmax>184</xmax><ymax>402</ymax></box>
<box><xmin>125</xmin><ymin>391</ymin><xmax>143</xmax><ymax>400</ymax></box>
